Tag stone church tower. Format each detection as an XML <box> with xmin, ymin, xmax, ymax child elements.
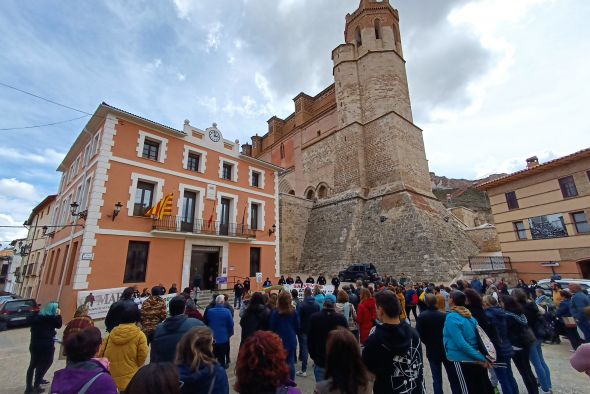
<box><xmin>245</xmin><ymin>0</ymin><xmax>479</xmax><ymax>282</ymax></box>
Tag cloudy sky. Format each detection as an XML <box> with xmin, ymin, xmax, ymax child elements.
<box><xmin>0</xmin><ymin>0</ymin><xmax>589</xmax><ymax>242</ymax></box>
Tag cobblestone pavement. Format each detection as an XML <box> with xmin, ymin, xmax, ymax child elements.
<box><xmin>1</xmin><ymin>314</ymin><xmax>588</xmax><ymax>394</ymax></box>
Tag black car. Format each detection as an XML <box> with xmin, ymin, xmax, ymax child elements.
<box><xmin>338</xmin><ymin>263</ymin><xmax>379</xmax><ymax>283</ymax></box>
<box><xmin>0</xmin><ymin>298</ymin><xmax>39</xmax><ymax>331</ymax></box>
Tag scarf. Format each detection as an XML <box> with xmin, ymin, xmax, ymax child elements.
<box><xmin>450</xmin><ymin>306</ymin><xmax>472</xmax><ymax>318</ymax></box>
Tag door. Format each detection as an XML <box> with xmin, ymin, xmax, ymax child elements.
<box><xmin>181</xmin><ymin>191</ymin><xmax>197</xmax><ymax>232</ymax></box>
<box><xmin>219</xmin><ymin>198</ymin><xmax>231</xmax><ymax>235</ymax></box>
<box><xmin>190</xmin><ymin>246</ymin><xmax>220</xmax><ymax>291</ymax></box>
<box><xmin>580</xmin><ymin>260</ymin><xmax>590</xmax><ymax>279</ymax></box>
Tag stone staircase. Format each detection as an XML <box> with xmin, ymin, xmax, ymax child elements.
<box><xmin>194</xmin><ymin>289</ymin><xmax>235</xmax><ymax>308</ymax></box>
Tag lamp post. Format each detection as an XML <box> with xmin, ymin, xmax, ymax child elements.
<box><xmin>112</xmin><ymin>202</ymin><xmax>123</xmax><ymax>221</ymax></box>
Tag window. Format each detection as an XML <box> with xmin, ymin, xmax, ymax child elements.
<box><xmin>45</xmin><ymin>251</ymin><xmax>55</xmax><ymax>284</ymax></box>
<box><xmin>187</xmin><ymin>152</ymin><xmax>200</xmax><ymax>172</ymax></box>
<box><xmin>124</xmin><ymin>241</ymin><xmax>149</xmax><ymax>283</ymax></box>
<box><xmin>528</xmin><ymin>214</ymin><xmax>568</xmax><ymax>240</ymax></box>
<box><xmin>252</xmin><ymin>172</ymin><xmax>260</xmax><ymax>188</ymax></box>
<box><xmin>587</xmin><ymin>170</ymin><xmax>590</xmax><ymax>182</ymax></box>
<box><xmin>222</xmin><ymin>163</ymin><xmax>233</xmax><ymax>180</ymax></box>
<box><xmin>133</xmin><ymin>181</ymin><xmax>154</xmax><ymax>216</ymax></box>
<box><xmin>505</xmin><ymin>191</ymin><xmax>519</xmax><ymax>210</ymax></box>
<box><xmin>514</xmin><ymin>221</ymin><xmax>527</xmax><ymax>240</ymax></box>
<box><xmin>306</xmin><ymin>189</ymin><xmax>315</xmax><ymax>200</ymax></box>
<box><xmin>250</xmin><ymin>247</ymin><xmax>261</xmax><ymax>277</ymax></box>
<box><xmin>374</xmin><ymin>19</ymin><xmax>382</xmax><ymax>39</ymax></box>
<box><xmin>572</xmin><ymin>212</ymin><xmax>590</xmax><ymax>234</ymax></box>
<box><xmin>142</xmin><ymin>139</ymin><xmax>160</xmax><ymax>161</ymax></box>
<box><xmin>559</xmin><ymin>176</ymin><xmax>578</xmax><ymax>198</ymax></box>
<box><xmin>92</xmin><ymin>132</ymin><xmax>100</xmax><ymax>155</ymax></box>
<box><xmin>317</xmin><ymin>185</ymin><xmax>328</xmax><ymax>199</ymax></box>
<box><xmin>250</xmin><ymin>203</ymin><xmax>259</xmax><ymax>230</ymax></box>
<box><xmin>355</xmin><ymin>27</ymin><xmax>362</xmax><ymax>46</ymax></box>
<box><xmin>280</xmin><ymin>143</ymin><xmax>285</xmax><ymax>159</ymax></box>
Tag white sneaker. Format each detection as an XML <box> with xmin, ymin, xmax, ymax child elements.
<box><xmin>296</xmin><ymin>371</ymin><xmax>307</xmax><ymax>377</ymax></box>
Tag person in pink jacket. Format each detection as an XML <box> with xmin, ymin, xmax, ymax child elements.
<box><xmin>570</xmin><ymin>343</ymin><xmax>590</xmax><ymax>377</ymax></box>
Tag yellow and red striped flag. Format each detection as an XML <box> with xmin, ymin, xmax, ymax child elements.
<box><xmin>144</xmin><ymin>193</ymin><xmax>174</xmax><ymax>220</ymax></box>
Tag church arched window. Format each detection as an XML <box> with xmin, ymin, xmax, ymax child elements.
<box><xmin>280</xmin><ymin>143</ymin><xmax>285</xmax><ymax>159</ymax></box>
<box><xmin>374</xmin><ymin>19</ymin><xmax>382</xmax><ymax>40</ymax></box>
<box><xmin>355</xmin><ymin>27</ymin><xmax>362</xmax><ymax>47</ymax></box>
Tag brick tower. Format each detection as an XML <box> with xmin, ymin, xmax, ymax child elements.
<box><xmin>298</xmin><ymin>0</ymin><xmax>478</xmax><ymax>281</ymax></box>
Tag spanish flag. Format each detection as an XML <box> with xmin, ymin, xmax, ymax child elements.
<box><xmin>144</xmin><ymin>193</ymin><xmax>174</xmax><ymax>219</ymax></box>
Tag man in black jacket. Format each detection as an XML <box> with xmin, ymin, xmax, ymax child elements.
<box><xmin>104</xmin><ymin>287</ymin><xmax>140</xmax><ymax>332</ymax></box>
<box><xmin>233</xmin><ymin>280</ymin><xmax>244</xmax><ymax>309</ymax></box>
<box><xmin>331</xmin><ymin>275</ymin><xmax>340</xmax><ymax>290</ymax></box>
<box><xmin>151</xmin><ymin>296</ymin><xmax>204</xmax><ymax>363</ymax></box>
<box><xmin>363</xmin><ymin>290</ymin><xmax>425</xmax><ymax>394</ymax></box>
<box><xmin>317</xmin><ymin>274</ymin><xmax>327</xmax><ymax>286</ymax></box>
<box><xmin>308</xmin><ymin>299</ymin><xmax>347</xmax><ymax>382</ymax></box>
<box><xmin>296</xmin><ymin>288</ymin><xmax>320</xmax><ymax>377</ymax></box>
<box><xmin>416</xmin><ymin>293</ymin><xmax>455</xmax><ymax>394</ymax></box>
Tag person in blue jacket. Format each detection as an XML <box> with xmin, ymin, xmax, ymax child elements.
<box><xmin>314</xmin><ymin>286</ymin><xmax>326</xmax><ymax>310</ymax></box>
<box><xmin>443</xmin><ymin>291</ymin><xmax>493</xmax><ymax>394</ymax></box>
<box><xmin>569</xmin><ymin>283</ymin><xmax>590</xmax><ymax>342</ymax></box>
<box><xmin>206</xmin><ymin>295</ymin><xmax>234</xmax><ymax>368</ymax></box>
<box><xmin>270</xmin><ymin>291</ymin><xmax>300</xmax><ymax>380</ymax></box>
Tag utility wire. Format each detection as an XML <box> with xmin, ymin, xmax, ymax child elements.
<box><xmin>0</xmin><ymin>114</ymin><xmax>90</xmax><ymax>131</ymax></box>
<box><xmin>0</xmin><ymin>81</ymin><xmax>93</xmax><ymax>115</ymax></box>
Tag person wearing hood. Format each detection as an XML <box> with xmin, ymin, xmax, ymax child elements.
<box><xmin>140</xmin><ymin>286</ymin><xmax>167</xmax><ymax>344</ymax></box>
<box><xmin>483</xmin><ymin>295</ymin><xmax>519</xmax><ymax>394</ymax></box>
<box><xmin>296</xmin><ymin>287</ymin><xmax>320</xmax><ymax>377</ymax></box>
<box><xmin>240</xmin><ymin>292</ymin><xmax>270</xmax><ymax>346</ymax></box>
<box><xmin>98</xmin><ymin>304</ymin><xmax>148</xmax><ymax>391</ymax></box>
<box><xmin>51</xmin><ymin>327</ymin><xmax>118</xmax><ymax>394</ymax></box>
<box><xmin>356</xmin><ymin>288</ymin><xmax>376</xmax><ymax>345</ymax></box>
<box><xmin>416</xmin><ymin>294</ymin><xmax>454</xmax><ymax>394</ymax></box>
<box><xmin>105</xmin><ymin>287</ymin><xmax>140</xmax><ymax>332</ymax></box>
<box><xmin>151</xmin><ymin>296</ymin><xmax>204</xmax><ymax>363</ymax></box>
<box><xmin>314</xmin><ymin>285</ymin><xmax>326</xmax><ymax>310</ymax></box>
<box><xmin>176</xmin><ymin>327</ymin><xmax>229</xmax><ymax>394</ymax></box>
<box><xmin>308</xmin><ymin>299</ymin><xmax>348</xmax><ymax>382</ymax></box>
<box><xmin>502</xmin><ymin>295</ymin><xmax>539</xmax><ymax>394</ymax></box>
<box><xmin>362</xmin><ymin>290</ymin><xmax>425</xmax><ymax>394</ymax></box>
<box><xmin>443</xmin><ymin>290</ymin><xmax>494</xmax><ymax>394</ymax></box>
<box><xmin>207</xmin><ymin>295</ymin><xmax>234</xmax><ymax>369</ymax></box>
<box><xmin>26</xmin><ymin>301</ymin><xmax>63</xmax><ymax>394</ymax></box>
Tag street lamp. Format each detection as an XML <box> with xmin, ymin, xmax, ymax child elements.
<box><xmin>112</xmin><ymin>202</ymin><xmax>123</xmax><ymax>221</ymax></box>
<box><xmin>268</xmin><ymin>224</ymin><xmax>277</xmax><ymax>236</ymax></box>
<box><xmin>42</xmin><ymin>226</ymin><xmax>48</xmax><ymax>236</ymax></box>
<box><xmin>70</xmin><ymin>201</ymin><xmax>87</xmax><ymax>220</ymax></box>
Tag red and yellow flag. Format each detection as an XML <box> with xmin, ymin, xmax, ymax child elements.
<box><xmin>144</xmin><ymin>193</ymin><xmax>174</xmax><ymax>220</ymax></box>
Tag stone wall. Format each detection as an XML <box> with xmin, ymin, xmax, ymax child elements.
<box><xmin>279</xmin><ymin>194</ymin><xmax>313</xmax><ymax>274</ymax></box>
<box><xmin>465</xmin><ymin>227</ymin><xmax>501</xmax><ymax>253</ymax></box>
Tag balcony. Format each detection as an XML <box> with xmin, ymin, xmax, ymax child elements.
<box><xmin>152</xmin><ymin>216</ymin><xmax>256</xmax><ymax>240</ymax></box>
<box><xmin>468</xmin><ymin>256</ymin><xmax>512</xmax><ymax>271</ymax></box>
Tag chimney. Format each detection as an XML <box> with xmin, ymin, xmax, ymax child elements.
<box><xmin>526</xmin><ymin>156</ymin><xmax>539</xmax><ymax>169</ymax></box>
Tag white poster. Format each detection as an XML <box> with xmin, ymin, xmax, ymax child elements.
<box><xmin>282</xmin><ymin>284</ymin><xmax>335</xmax><ymax>300</ymax></box>
<box><xmin>77</xmin><ymin>287</ymin><xmax>178</xmax><ymax>319</ymax></box>
<box><xmin>206</xmin><ymin>184</ymin><xmax>216</xmax><ymax>200</ymax></box>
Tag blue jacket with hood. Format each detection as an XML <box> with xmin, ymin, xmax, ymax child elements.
<box><xmin>178</xmin><ymin>363</ymin><xmax>229</xmax><ymax>394</ymax></box>
<box><xmin>443</xmin><ymin>308</ymin><xmax>485</xmax><ymax>362</ymax></box>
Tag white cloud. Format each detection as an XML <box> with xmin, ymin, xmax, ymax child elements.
<box><xmin>227</xmin><ymin>53</ymin><xmax>235</xmax><ymax>65</ymax></box>
<box><xmin>0</xmin><ymin>178</ymin><xmax>43</xmax><ymax>243</ymax></box>
<box><xmin>206</xmin><ymin>22</ymin><xmax>222</xmax><ymax>52</ymax></box>
<box><xmin>145</xmin><ymin>58</ymin><xmax>162</xmax><ymax>70</ymax></box>
<box><xmin>1</xmin><ymin>147</ymin><xmax>65</xmax><ymax>166</ymax></box>
<box><xmin>223</xmin><ymin>96</ymin><xmax>262</xmax><ymax>117</ymax></box>
<box><xmin>172</xmin><ymin>0</ymin><xmax>193</xmax><ymax>20</ymax></box>
<box><xmin>196</xmin><ymin>96</ymin><xmax>218</xmax><ymax>113</ymax></box>
<box><xmin>177</xmin><ymin>72</ymin><xmax>186</xmax><ymax>81</ymax></box>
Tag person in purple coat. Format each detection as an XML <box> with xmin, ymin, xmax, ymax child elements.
<box><xmin>51</xmin><ymin>327</ymin><xmax>118</xmax><ymax>394</ymax></box>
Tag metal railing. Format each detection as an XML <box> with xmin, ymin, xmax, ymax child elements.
<box><xmin>468</xmin><ymin>256</ymin><xmax>512</xmax><ymax>271</ymax></box>
<box><xmin>153</xmin><ymin>216</ymin><xmax>256</xmax><ymax>239</ymax></box>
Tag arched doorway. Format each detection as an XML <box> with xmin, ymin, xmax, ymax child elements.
<box><xmin>579</xmin><ymin>259</ymin><xmax>590</xmax><ymax>279</ymax></box>
<box><xmin>305</xmin><ymin>188</ymin><xmax>315</xmax><ymax>200</ymax></box>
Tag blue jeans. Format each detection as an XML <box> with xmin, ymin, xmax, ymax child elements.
<box><xmin>529</xmin><ymin>340</ymin><xmax>552</xmax><ymax>392</ymax></box>
<box><xmin>286</xmin><ymin>349</ymin><xmax>296</xmax><ymax>380</ymax></box>
<box><xmin>234</xmin><ymin>294</ymin><xmax>242</xmax><ymax>308</ymax></box>
<box><xmin>314</xmin><ymin>365</ymin><xmax>325</xmax><ymax>382</ymax></box>
<box><xmin>298</xmin><ymin>333</ymin><xmax>309</xmax><ymax>372</ymax></box>
<box><xmin>494</xmin><ymin>356</ymin><xmax>519</xmax><ymax>394</ymax></box>
<box><xmin>429</xmin><ymin>359</ymin><xmax>443</xmax><ymax>394</ymax></box>
<box><xmin>577</xmin><ymin>317</ymin><xmax>590</xmax><ymax>342</ymax></box>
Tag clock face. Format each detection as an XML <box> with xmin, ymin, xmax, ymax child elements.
<box><xmin>209</xmin><ymin>129</ymin><xmax>221</xmax><ymax>142</ymax></box>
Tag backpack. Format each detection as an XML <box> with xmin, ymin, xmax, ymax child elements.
<box><xmin>411</xmin><ymin>293</ymin><xmax>419</xmax><ymax>306</ymax></box>
<box><xmin>475</xmin><ymin>324</ymin><xmax>497</xmax><ymax>363</ymax></box>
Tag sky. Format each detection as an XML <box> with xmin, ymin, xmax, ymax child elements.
<box><xmin>0</xmin><ymin>0</ymin><xmax>589</xmax><ymax>243</ymax></box>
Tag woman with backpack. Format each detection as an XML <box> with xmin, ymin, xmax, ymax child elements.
<box><xmin>404</xmin><ymin>286</ymin><xmax>419</xmax><ymax>322</ymax></box>
<box><xmin>334</xmin><ymin>290</ymin><xmax>358</xmax><ymax>340</ymax></box>
<box><xmin>502</xmin><ymin>295</ymin><xmax>539</xmax><ymax>394</ymax></box>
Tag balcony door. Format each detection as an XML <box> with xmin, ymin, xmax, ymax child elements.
<box><xmin>181</xmin><ymin>191</ymin><xmax>197</xmax><ymax>232</ymax></box>
<box><xmin>219</xmin><ymin>197</ymin><xmax>231</xmax><ymax>235</ymax></box>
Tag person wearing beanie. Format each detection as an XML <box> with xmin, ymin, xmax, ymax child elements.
<box><xmin>150</xmin><ymin>296</ymin><xmax>204</xmax><ymax>363</ymax></box>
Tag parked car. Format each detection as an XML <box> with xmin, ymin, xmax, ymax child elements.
<box><xmin>338</xmin><ymin>263</ymin><xmax>380</xmax><ymax>283</ymax></box>
<box><xmin>537</xmin><ymin>278</ymin><xmax>590</xmax><ymax>297</ymax></box>
<box><xmin>0</xmin><ymin>298</ymin><xmax>39</xmax><ymax>331</ymax></box>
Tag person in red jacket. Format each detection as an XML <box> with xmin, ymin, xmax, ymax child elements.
<box><xmin>356</xmin><ymin>288</ymin><xmax>377</xmax><ymax>344</ymax></box>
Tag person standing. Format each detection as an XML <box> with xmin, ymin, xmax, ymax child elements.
<box><xmin>331</xmin><ymin>275</ymin><xmax>340</xmax><ymax>291</ymax></box>
<box><xmin>278</xmin><ymin>275</ymin><xmax>287</xmax><ymax>285</ymax></box>
<box><xmin>26</xmin><ymin>302</ymin><xmax>62</xmax><ymax>394</ymax></box>
<box><xmin>51</xmin><ymin>327</ymin><xmax>118</xmax><ymax>394</ymax></box>
<box><xmin>151</xmin><ymin>296</ymin><xmax>204</xmax><ymax>363</ymax></box>
<box><xmin>416</xmin><ymin>294</ymin><xmax>453</xmax><ymax>394</ymax></box>
<box><xmin>240</xmin><ymin>292</ymin><xmax>270</xmax><ymax>345</ymax></box>
<box><xmin>335</xmin><ymin>290</ymin><xmax>358</xmax><ymax>340</ymax></box>
<box><xmin>286</xmin><ymin>276</ymin><xmax>295</xmax><ymax>285</ymax></box>
<box><xmin>207</xmin><ymin>295</ymin><xmax>234</xmax><ymax>368</ymax></box>
<box><xmin>126</xmin><ymin>363</ymin><xmax>181</xmax><ymax>394</ymax></box>
<box><xmin>314</xmin><ymin>286</ymin><xmax>326</xmax><ymax>310</ymax></box>
<box><xmin>308</xmin><ymin>299</ymin><xmax>348</xmax><ymax>382</ymax></box>
<box><xmin>176</xmin><ymin>327</ymin><xmax>229</xmax><ymax>394</ymax></box>
<box><xmin>296</xmin><ymin>287</ymin><xmax>320</xmax><ymax>377</ymax></box>
<box><xmin>470</xmin><ymin>278</ymin><xmax>483</xmax><ymax>294</ymax></box>
<box><xmin>434</xmin><ymin>287</ymin><xmax>446</xmax><ymax>313</ymax></box>
<box><xmin>140</xmin><ymin>286</ymin><xmax>167</xmax><ymax>344</ymax></box>
<box><xmin>62</xmin><ymin>304</ymin><xmax>94</xmax><ymax>345</ymax></box>
<box><xmin>569</xmin><ymin>283</ymin><xmax>590</xmax><ymax>342</ymax></box>
<box><xmin>306</xmin><ymin>276</ymin><xmax>315</xmax><ymax>284</ymax></box>
<box><xmin>105</xmin><ymin>287</ymin><xmax>140</xmax><ymax>332</ymax></box>
<box><xmin>317</xmin><ymin>274</ymin><xmax>327</xmax><ymax>286</ymax></box>
<box><xmin>295</xmin><ymin>276</ymin><xmax>304</xmax><ymax>285</ymax></box>
<box><xmin>98</xmin><ymin>310</ymin><xmax>148</xmax><ymax>392</ymax></box>
<box><xmin>263</xmin><ymin>277</ymin><xmax>272</xmax><ymax>287</ymax></box>
<box><xmin>315</xmin><ymin>328</ymin><xmax>372</xmax><ymax>394</ymax></box>
<box><xmin>405</xmin><ymin>286</ymin><xmax>419</xmax><ymax>322</ymax></box>
<box><xmin>362</xmin><ymin>290</ymin><xmax>425</xmax><ymax>394</ymax></box>
<box><xmin>169</xmin><ymin>283</ymin><xmax>178</xmax><ymax>294</ymax></box>
<box><xmin>270</xmin><ymin>291</ymin><xmax>300</xmax><ymax>380</ymax></box>
<box><xmin>243</xmin><ymin>278</ymin><xmax>251</xmax><ymax>293</ymax></box>
<box><xmin>356</xmin><ymin>288</ymin><xmax>376</xmax><ymax>345</ymax></box>
<box><xmin>443</xmin><ymin>291</ymin><xmax>494</xmax><ymax>394</ymax></box>
<box><xmin>234</xmin><ymin>280</ymin><xmax>244</xmax><ymax>309</ymax></box>
<box><xmin>557</xmin><ymin>290</ymin><xmax>583</xmax><ymax>350</ymax></box>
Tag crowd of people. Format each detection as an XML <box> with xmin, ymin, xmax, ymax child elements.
<box><xmin>22</xmin><ymin>275</ymin><xmax>590</xmax><ymax>393</ymax></box>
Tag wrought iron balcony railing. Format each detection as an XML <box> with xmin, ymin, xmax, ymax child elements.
<box><xmin>153</xmin><ymin>216</ymin><xmax>256</xmax><ymax>239</ymax></box>
<box><xmin>468</xmin><ymin>256</ymin><xmax>512</xmax><ymax>271</ymax></box>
